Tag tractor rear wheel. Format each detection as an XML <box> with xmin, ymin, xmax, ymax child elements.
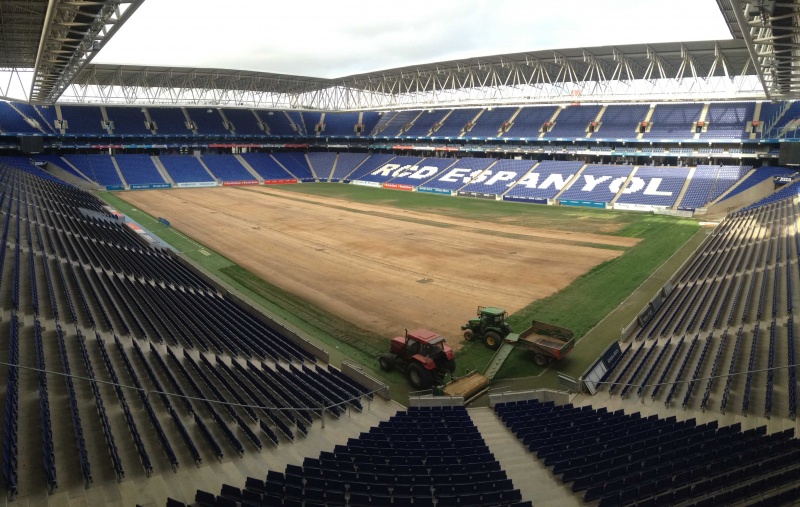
<box><xmin>408</xmin><ymin>363</ymin><xmax>433</xmax><ymax>390</ymax></box>
<box><xmin>485</xmin><ymin>331</ymin><xmax>502</xmax><ymax>350</ymax></box>
<box><xmin>444</xmin><ymin>358</ymin><xmax>456</xmax><ymax>373</ymax></box>
<box><xmin>533</xmin><ymin>354</ymin><xmax>550</xmax><ymax>367</ymax></box>
<box><xmin>379</xmin><ymin>353</ymin><xmax>395</xmax><ymax>372</ymax></box>
<box><xmin>464</xmin><ymin>329</ymin><xmax>474</xmax><ymax>341</ymax></box>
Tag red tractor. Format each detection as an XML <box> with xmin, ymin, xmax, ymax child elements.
<box><xmin>379</xmin><ymin>329</ymin><xmax>456</xmax><ymax>389</ymax></box>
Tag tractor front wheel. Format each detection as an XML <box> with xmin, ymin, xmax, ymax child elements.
<box><xmin>463</xmin><ymin>329</ymin><xmax>474</xmax><ymax>341</ymax></box>
<box><xmin>485</xmin><ymin>331</ymin><xmax>502</xmax><ymax>350</ymax></box>
<box><xmin>408</xmin><ymin>363</ymin><xmax>433</xmax><ymax>390</ymax></box>
<box><xmin>379</xmin><ymin>353</ymin><xmax>395</xmax><ymax>372</ymax></box>
<box><xmin>533</xmin><ymin>354</ymin><xmax>550</xmax><ymax>367</ymax></box>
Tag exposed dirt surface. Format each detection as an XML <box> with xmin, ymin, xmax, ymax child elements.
<box><xmin>122</xmin><ymin>187</ymin><xmax>628</xmax><ymax>347</ymax></box>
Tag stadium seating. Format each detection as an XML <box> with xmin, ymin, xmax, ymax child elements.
<box><xmin>60</xmin><ymin>105</ymin><xmax>108</xmax><ymax>135</ymax></box>
<box><xmin>594</xmin><ymin>104</ymin><xmax>650</xmax><ymax>139</ymax></box>
<box><xmin>328</xmin><ymin>152</ymin><xmax>369</xmax><ymax>182</ymax></box>
<box><xmin>114</xmin><ymin>154</ymin><xmax>167</xmax><ymax>186</ymax></box>
<box><xmin>306</xmin><ymin>152</ymin><xmax>337</xmax><ymax>181</ymax></box>
<box><xmin>503</xmin><ymin>160</ymin><xmax>584</xmax><ymax>201</ymax></box>
<box><xmin>644</xmin><ymin>103</ymin><xmax>703</xmax><ymax>139</ymax></box>
<box><xmin>148</xmin><ymin>107</ymin><xmax>192</xmax><ymax>135</ymax></box>
<box><xmin>557</xmin><ymin>164</ymin><xmax>635</xmax><ymax>204</ymax></box>
<box><xmin>0</xmin><ymin>102</ymin><xmax>40</xmax><ymax>133</ymax></box>
<box><xmin>221</xmin><ymin>108</ymin><xmax>264</xmax><ymax>135</ymax></box>
<box><xmin>719</xmin><ymin>166</ymin><xmax>796</xmax><ymax>202</ymax></box>
<box><xmin>701</xmin><ymin>102</ymin><xmax>755</xmax><ymax>139</ymax></box>
<box><xmin>615</xmin><ymin>166</ymin><xmax>691</xmax><ymax>207</ymax></box>
<box><xmin>678</xmin><ymin>165</ymin><xmax>719</xmax><ymax>209</ymax></box>
<box><xmin>63</xmin><ymin>154</ymin><xmax>123</xmax><ymax>186</ymax></box>
<box><xmin>0</xmin><ymin>159</ymin><xmax>387</xmax><ymax>505</ymax></box>
<box><xmin>468</xmin><ymin>106</ymin><xmax>516</xmax><ymax>138</ymax></box>
<box><xmin>418</xmin><ymin>157</ymin><xmax>494</xmax><ymax>192</ymax></box>
<box><xmin>402</xmin><ymin>109</ymin><xmax>450</xmax><ymax>137</ymax></box>
<box><xmin>104</xmin><ymin>106</ymin><xmax>151</xmax><ymax>135</ymax></box>
<box><xmin>254</xmin><ymin>110</ymin><xmax>300</xmax><ymax>136</ymax></box>
<box><xmin>159</xmin><ymin>155</ymin><xmax>215</xmax><ymax>183</ymax></box>
<box><xmin>459</xmin><ymin>159</ymin><xmax>537</xmax><ymax>195</ymax></box>
<box><xmin>496</xmin><ymin>399</ymin><xmax>800</xmax><ymax>507</ymax></box>
<box><xmin>544</xmin><ymin>104</ymin><xmax>602</xmax><ymax>138</ymax></box>
<box><xmin>316</xmin><ymin>111</ymin><xmax>361</xmax><ymax>136</ymax></box>
<box><xmin>270</xmin><ymin>152</ymin><xmax>316</xmax><ymax>181</ymax></box>
<box><xmin>355</xmin><ymin>155</ymin><xmax>423</xmax><ymax>184</ymax></box>
<box><xmin>200</xmin><ymin>154</ymin><xmax>255</xmax><ymax>182</ymax></box>
<box><xmin>200</xmin><ymin>406</ymin><xmax>525</xmax><ymax>507</ymax></box>
<box><xmin>433</xmin><ymin>108</ymin><xmax>481</xmax><ymax>138</ymax></box>
<box><xmin>187</xmin><ymin>108</ymin><xmax>231</xmax><ymax>135</ymax></box>
<box><xmin>503</xmin><ymin>106</ymin><xmax>558</xmax><ymax>138</ymax></box>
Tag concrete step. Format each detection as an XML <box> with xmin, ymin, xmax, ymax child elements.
<box><xmin>468</xmin><ymin>407</ymin><xmax>582</xmax><ymax>507</ymax></box>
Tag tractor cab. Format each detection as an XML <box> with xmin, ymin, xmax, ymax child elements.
<box><xmin>391</xmin><ymin>329</ymin><xmax>454</xmax><ymax>363</ymax></box>
<box><xmin>461</xmin><ymin>306</ymin><xmax>513</xmax><ymax>349</ymax></box>
<box><xmin>382</xmin><ymin>329</ymin><xmax>456</xmax><ymax>389</ymax></box>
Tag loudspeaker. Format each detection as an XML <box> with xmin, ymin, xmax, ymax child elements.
<box><xmin>18</xmin><ymin>135</ymin><xmax>43</xmax><ymax>154</ymax></box>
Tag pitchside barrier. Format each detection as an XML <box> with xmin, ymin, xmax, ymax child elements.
<box><xmin>105</xmin><ymin>185</ymin><xmax>125</xmax><ymax>191</ymax></box>
<box><xmin>487</xmin><ymin>388</ymin><xmax>571</xmax><ymax>407</ymax></box>
<box><xmin>167</xmin><ymin>251</ymin><xmax>331</xmax><ymax>363</ymax></box>
<box><xmin>418</xmin><ymin>187</ymin><xmax>453</xmax><ymax>195</ymax></box>
<box><xmin>351</xmin><ymin>180</ymin><xmax>381</xmax><ymax>187</ymax></box>
<box><xmin>456</xmin><ymin>191</ymin><xmax>499</xmax><ymax>199</ymax></box>
<box><xmin>129</xmin><ymin>183</ymin><xmax>172</xmax><ymax>190</ymax></box>
<box><xmin>382</xmin><ymin>182</ymin><xmax>413</xmax><ymax>191</ymax></box>
<box><xmin>342</xmin><ymin>360</ymin><xmax>391</xmax><ymax>400</ymax></box>
<box><xmin>221</xmin><ymin>180</ymin><xmax>259</xmax><ymax>186</ymax></box>
<box><xmin>558</xmin><ymin>199</ymin><xmax>608</xmax><ymax>209</ymax></box>
<box><xmin>655</xmin><ymin>208</ymin><xmax>694</xmax><ymax>218</ymax></box>
<box><xmin>612</xmin><ymin>203</ymin><xmax>670</xmax><ymax>213</ymax></box>
<box><xmin>580</xmin><ymin>341</ymin><xmax>624</xmax><ymax>395</ymax></box>
<box><xmin>263</xmin><ymin>179</ymin><xmax>297</xmax><ymax>185</ymax></box>
<box><xmin>175</xmin><ymin>181</ymin><xmax>218</xmax><ymax>188</ymax></box>
<box><xmin>502</xmin><ymin>196</ymin><xmax>549</xmax><ymax>204</ymax></box>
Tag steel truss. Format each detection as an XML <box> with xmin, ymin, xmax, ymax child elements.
<box><xmin>30</xmin><ymin>0</ymin><xmax>145</xmax><ymax>104</ymax></box>
<box><xmin>62</xmin><ymin>40</ymin><xmax>765</xmax><ymax>110</ymax></box>
<box><xmin>729</xmin><ymin>0</ymin><xmax>800</xmax><ymax>100</ymax></box>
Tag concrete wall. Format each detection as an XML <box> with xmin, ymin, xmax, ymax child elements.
<box><xmin>487</xmin><ymin>389</ymin><xmax>570</xmax><ymax>408</ymax></box>
<box><xmin>409</xmin><ymin>396</ymin><xmax>464</xmax><ymax>407</ymax></box>
<box><xmin>704</xmin><ymin>176</ymin><xmax>776</xmax><ymax>216</ymax></box>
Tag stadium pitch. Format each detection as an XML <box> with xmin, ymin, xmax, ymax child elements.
<box><xmin>107</xmin><ymin>185</ymin><xmax>701</xmax><ymax>391</ymax></box>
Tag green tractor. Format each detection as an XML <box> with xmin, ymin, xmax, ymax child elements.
<box><xmin>461</xmin><ymin>306</ymin><xmax>513</xmax><ymax>350</ymax></box>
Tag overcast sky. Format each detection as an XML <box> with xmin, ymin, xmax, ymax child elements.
<box><xmin>95</xmin><ymin>0</ymin><xmax>733</xmax><ymax>78</ymax></box>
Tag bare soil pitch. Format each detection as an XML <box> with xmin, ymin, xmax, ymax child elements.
<box><xmin>121</xmin><ymin>187</ymin><xmax>633</xmax><ymax>347</ymax></box>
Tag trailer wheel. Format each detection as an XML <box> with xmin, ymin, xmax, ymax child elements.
<box><xmin>408</xmin><ymin>363</ymin><xmax>433</xmax><ymax>390</ymax></box>
<box><xmin>463</xmin><ymin>329</ymin><xmax>474</xmax><ymax>341</ymax></box>
<box><xmin>485</xmin><ymin>331</ymin><xmax>502</xmax><ymax>350</ymax></box>
<box><xmin>379</xmin><ymin>354</ymin><xmax>395</xmax><ymax>372</ymax></box>
<box><xmin>533</xmin><ymin>354</ymin><xmax>550</xmax><ymax>367</ymax></box>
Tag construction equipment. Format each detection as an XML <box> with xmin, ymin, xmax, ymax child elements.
<box><xmin>378</xmin><ymin>329</ymin><xmax>456</xmax><ymax>389</ymax></box>
<box><xmin>462</xmin><ymin>307</ymin><xmax>575</xmax><ymax>366</ymax></box>
<box><xmin>461</xmin><ymin>306</ymin><xmax>512</xmax><ymax>350</ymax></box>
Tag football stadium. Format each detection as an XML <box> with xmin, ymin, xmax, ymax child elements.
<box><xmin>3</xmin><ymin>0</ymin><xmax>800</xmax><ymax>505</ymax></box>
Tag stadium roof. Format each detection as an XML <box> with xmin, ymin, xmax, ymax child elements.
<box><xmin>65</xmin><ymin>40</ymin><xmax>763</xmax><ymax>109</ymax></box>
<box><xmin>0</xmin><ymin>0</ymin><xmax>144</xmax><ymax>104</ymax></box>
<box><xmin>2</xmin><ymin>0</ymin><xmax>800</xmax><ymax>108</ymax></box>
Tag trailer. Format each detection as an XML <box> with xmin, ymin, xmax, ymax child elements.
<box><xmin>508</xmin><ymin>320</ymin><xmax>575</xmax><ymax>366</ymax></box>
<box><xmin>436</xmin><ymin>319</ymin><xmax>575</xmax><ymax>403</ymax></box>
